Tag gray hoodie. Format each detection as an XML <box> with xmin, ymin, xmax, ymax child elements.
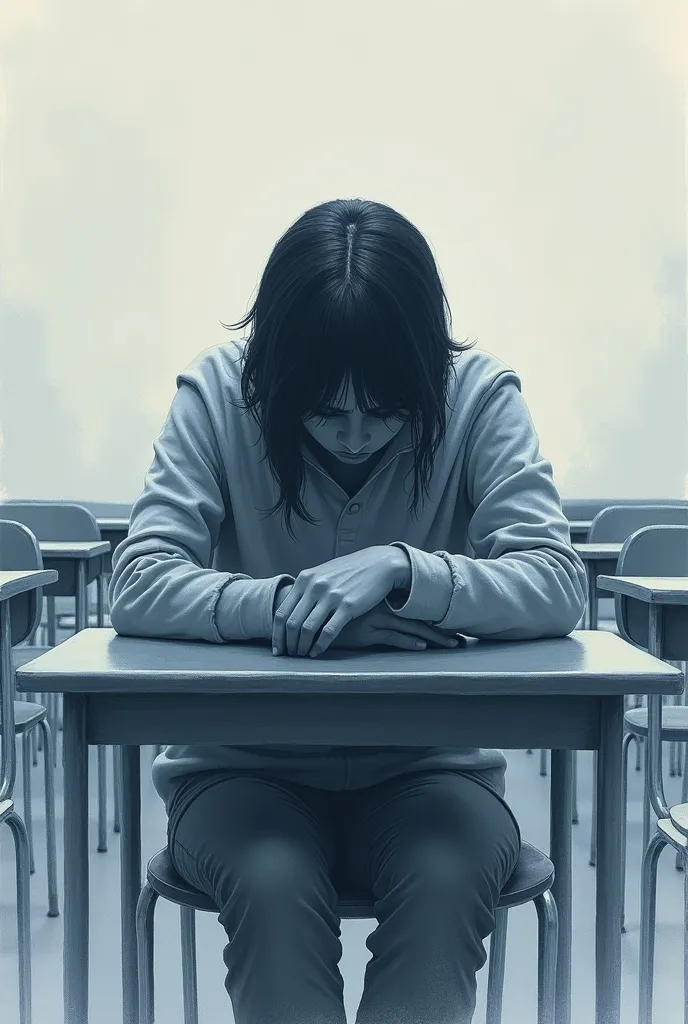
<box><xmin>109</xmin><ymin>339</ymin><xmax>587</xmax><ymax>810</ymax></box>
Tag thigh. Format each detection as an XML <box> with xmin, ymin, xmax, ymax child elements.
<box><xmin>169</xmin><ymin>773</ymin><xmax>340</xmax><ymax>908</ymax></box>
<box><xmin>338</xmin><ymin>771</ymin><xmax>521</xmax><ymax>902</ymax></box>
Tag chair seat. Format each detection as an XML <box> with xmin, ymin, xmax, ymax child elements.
<box><xmin>14</xmin><ymin>701</ymin><xmax>47</xmax><ymax>733</ymax></box>
<box><xmin>657</xmin><ymin>817</ymin><xmax>688</xmax><ymax>853</ymax></box>
<box><xmin>12</xmin><ymin>645</ymin><xmax>53</xmax><ymax>670</ymax></box>
<box><xmin>669</xmin><ymin>803</ymin><xmax>688</xmax><ymax>839</ymax></box>
<box><xmin>624</xmin><ymin>706</ymin><xmax>688</xmax><ymax>740</ymax></box>
<box><xmin>146</xmin><ymin>841</ymin><xmax>553</xmax><ymax>918</ymax></box>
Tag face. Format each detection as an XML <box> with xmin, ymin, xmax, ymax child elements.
<box><xmin>301</xmin><ymin>376</ymin><xmax>409</xmax><ymax>464</ymax></box>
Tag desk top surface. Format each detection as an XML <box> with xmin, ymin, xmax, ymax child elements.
<box><xmin>15</xmin><ymin>627</ymin><xmax>683</xmax><ymax>697</ymax></box>
<box><xmin>597</xmin><ymin>575</ymin><xmax>688</xmax><ymax>605</ymax></box>
<box><xmin>573</xmin><ymin>542</ymin><xmax>623</xmax><ymax>559</ymax></box>
<box><xmin>39</xmin><ymin>540</ymin><xmax>110</xmax><ymax>559</ymax></box>
<box><xmin>0</xmin><ymin>569</ymin><xmax>59</xmax><ymax>601</ymax></box>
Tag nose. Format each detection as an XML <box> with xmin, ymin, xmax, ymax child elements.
<box><xmin>339</xmin><ymin>427</ymin><xmax>370</xmax><ymax>454</ymax></box>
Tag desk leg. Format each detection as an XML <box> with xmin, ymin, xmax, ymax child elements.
<box><xmin>63</xmin><ymin>694</ymin><xmax>89</xmax><ymax>1024</ymax></box>
<box><xmin>550</xmin><ymin>749</ymin><xmax>573</xmax><ymax>1024</ymax></box>
<box><xmin>120</xmin><ymin>745</ymin><xmax>142</xmax><ymax>1024</ymax></box>
<box><xmin>595</xmin><ymin>697</ymin><xmax>624</xmax><ymax>1024</ymax></box>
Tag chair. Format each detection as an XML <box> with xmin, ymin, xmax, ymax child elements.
<box><xmin>573</xmin><ymin>505</ymin><xmax>688</xmax><ymax>868</ymax></box>
<box><xmin>534</xmin><ymin>503</ymin><xmax>688</xmax><ymax>838</ymax></box>
<box><xmin>605</xmin><ymin>526</ymin><xmax>688</xmax><ymax>1022</ymax></box>
<box><xmin>0</xmin><ymin>531</ymin><xmax>55</xmax><ymax>1024</ymax></box>
<box><xmin>135</xmin><ymin>841</ymin><xmax>558</xmax><ymax>1024</ymax></box>
<box><xmin>0</xmin><ymin>521</ymin><xmax>59</xmax><ymax>918</ymax></box>
<box><xmin>0</xmin><ymin>499</ymin><xmax>113</xmax><ymax>852</ymax></box>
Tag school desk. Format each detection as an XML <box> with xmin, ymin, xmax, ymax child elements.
<box><xmin>37</xmin><ymin>541</ymin><xmax>111</xmax><ymax>632</ymax></box>
<box><xmin>568</xmin><ymin>520</ymin><xmax>592</xmax><ymax>542</ymax></box>
<box><xmin>573</xmin><ymin>543</ymin><xmax>623</xmax><ymax>630</ymax></box>
<box><xmin>16</xmin><ymin>628</ymin><xmax>683</xmax><ymax>1024</ymax></box>
<box><xmin>95</xmin><ymin>518</ymin><xmax>129</xmax><ymax>583</ymax></box>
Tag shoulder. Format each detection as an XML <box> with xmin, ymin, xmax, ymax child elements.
<box><xmin>447</xmin><ymin>344</ymin><xmax>522</xmax><ymax>412</ymax></box>
<box><xmin>176</xmin><ymin>338</ymin><xmax>246</xmax><ymax>395</ymax></box>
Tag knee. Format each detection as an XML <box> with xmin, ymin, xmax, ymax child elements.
<box><xmin>219</xmin><ymin>838</ymin><xmax>330</xmax><ymax>914</ymax></box>
<box><xmin>385</xmin><ymin>839</ymin><xmax>503</xmax><ymax>920</ymax></box>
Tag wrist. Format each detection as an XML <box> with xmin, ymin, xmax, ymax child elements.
<box><xmin>273</xmin><ymin>580</ymin><xmax>294</xmax><ymax>615</ymax></box>
<box><xmin>386</xmin><ymin>545</ymin><xmax>412</xmax><ymax>591</ymax></box>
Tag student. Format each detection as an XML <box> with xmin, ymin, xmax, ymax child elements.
<box><xmin>109</xmin><ymin>197</ymin><xmax>587</xmax><ymax>1024</ymax></box>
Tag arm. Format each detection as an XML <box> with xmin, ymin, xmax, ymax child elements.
<box><xmin>109</xmin><ymin>381</ymin><xmax>294</xmax><ymax>643</ymax></box>
<box><xmin>384</xmin><ymin>380</ymin><xmax>587</xmax><ymax>640</ymax></box>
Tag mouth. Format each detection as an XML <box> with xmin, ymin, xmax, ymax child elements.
<box><xmin>337</xmin><ymin>450</ymin><xmax>370</xmax><ymax>460</ymax></box>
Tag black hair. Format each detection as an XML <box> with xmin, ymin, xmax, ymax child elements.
<box><xmin>220</xmin><ymin>197</ymin><xmax>476</xmax><ymax>540</ymax></box>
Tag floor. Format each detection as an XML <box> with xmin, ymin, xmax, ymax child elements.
<box><xmin>1</xmin><ymin>728</ymin><xmax>686</xmax><ymax>1023</ymax></box>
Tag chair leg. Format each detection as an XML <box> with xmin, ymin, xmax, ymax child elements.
<box><xmin>113</xmin><ymin>746</ymin><xmax>121</xmax><ymax>834</ymax></box>
<box><xmin>21</xmin><ymin>733</ymin><xmax>35</xmax><ymax>874</ymax></box>
<box><xmin>539</xmin><ymin>749</ymin><xmax>548</xmax><ymax>777</ymax></box>
<box><xmin>572</xmin><ymin>750</ymin><xmax>579</xmax><ymax>825</ymax></box>
<box><xmin>180</xmin><ymin>905</ymin><xmax>200</xmax><ymax>1024</ymax></box>
<box><xmin>683</xmin><ymin>848</ymin><xmax>688</xmax><ymax>1024</ymax></box>
<box><xmin>38</xmin><ymin>719</ymin><xmax>59</xmax><ymax>917</ymax></box>
<box><xmin>34</xmin><ymin>703</ymin><xmax>42</xmax><ymax>759</ymax></box>
<box><xmin>97</xmin><ymin>745</ymin><xmax>108</xmax><ymax>852</ymax></box>
<box><xmin>534</xmin><ymin>889</ymin><xmax>558</xmax><ymax>1024</ymax></box>
<box><xmin>485</xmin><ymin>908</ymin><xmax>508</xmax><ymax>1024</ymax></box>
<box><xmin>638</xmin><ymin>830</ymin><xmax>667</xmax><ymax>1024</ymax></box>
<box><xmin>643</xmin><ymin>745</ymin><xmax>653</xmax><ymax>856</ymax></box>
<box><xmin>621</xmin><ymin>731</ymin><xmax>633</xmax><ymax>932</ymax></box>
<box><xmin>590</xmin><ymin>751</ymin><xmax>598</xmax><ymax>867</ymax></box>
<box><xmin>4</xmin><ymin>808</ymin><xmax>33</xmax><ymax>1024</ymax></box>
<box><xmin>678</xmin><ymin>764</ymin><xmax>688</xmax><ymax>872</ymax></box>
<box><xmin>49</xmin><ymin>693</ymin><xmax>59</xmax><ymax>766</ymax></box>
<box><xmin>636</xmin><ymin>734</ymin><xmax>643</xmax><ymax>771</ymax></box>
<box><xmin>136</xmin><ymin>881</ymin><xmax>158</xmax><ymax>1024</ymax></box>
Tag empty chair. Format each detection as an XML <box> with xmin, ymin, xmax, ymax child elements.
<box><xmin>135</xmin><ymin>841</ymin><xmax>558</xmax><ymax>1024</ymax></box>
<box><xmin>0</xmin><ymin>534</ymin><xmax>57</xmax><ymax>1024</ymax></box>
<box><xmin>0</xmin><ymin>520</ymin><xmax>59</xmax><ymax>918</ymax></box>
<box><xmin>574</xmin><ymin>505</ymin><xmax>688</xmax><ymax>868</ymax></box>
<box><xmin>0</xmin><ymin>499</ymin><xmax>114</xmax><ymax>851</ymax></box>
<box><xmin>608</xmin><ymin>526</ymin><xmax>688</xmax><ymax>1022</ymax></box>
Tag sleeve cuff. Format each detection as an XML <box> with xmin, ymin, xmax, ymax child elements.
<box><xmin>384</xmin><ymin>542</ymin><xmax>455</xmax><ymax>623</ymax></box>
<box><xmin>214</xmin><ymin>574</ymin><xmax>296</xmax><ymax>641</ymax></box>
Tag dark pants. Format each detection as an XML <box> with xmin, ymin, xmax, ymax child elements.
<box><xmin>169</xmin><ymin>769</ymin><xmax>521</xmax><ymax>1024</ymax></box>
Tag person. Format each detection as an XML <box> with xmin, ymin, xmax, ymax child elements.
<box><xmin>109</xmin><ymin>197</ymin><xmax>587</xmax><ymax>1024</ymax></box>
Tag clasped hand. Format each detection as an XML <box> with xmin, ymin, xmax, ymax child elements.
<box><xmin>271</xmin><ymin>546</ymin><xmax>459</xmax><ymax>658</ymax></box>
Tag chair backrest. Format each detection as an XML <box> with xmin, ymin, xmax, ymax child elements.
<box><xmin>562</xmin><ymin>498</ymin><xmax>688</xmax><ymax>522</ymax></box>
<box><xmin>0</xmin><ymin>520</ymin><xmax>44</xmax><ymax>644</ymax></box>
<box><xmin>0</xmin><ymin>500</ymin><xmax>103</xmax><ymax>595</ymax></box>
<box><xmin>588</xmin><ymin>504</ymin><xmax>688</xmax><ymax>543</ymax></box>
<box><xmin>0</xmin><ymin>500</ymin><xmax>101</xmax><ymax>540</ymax></box>
<box><xmin>615</xmin><ymin>525</ymin><xmax>688</xmax><ymax>662</ymax></box>
<box><xmin>78</xmin><ymin>501</ymin><xmax>132</xmax><ymax>518</ymax></box>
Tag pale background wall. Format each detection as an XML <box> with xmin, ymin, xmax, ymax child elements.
<box><xmin>0</xmin><ymin>0</ymin><xmax>686</xmax><ymax>503</ymax></box>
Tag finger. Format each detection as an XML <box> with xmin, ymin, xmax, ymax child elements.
<box><xmin>381</xmin><ymin>619</ymin><xmax>459</xmax><ymax>648</ymax></box>
<box><xmin>309</xmin><ymin>604</ymin><xmax>355</xmax><ymax>658</ymax></box>
<box><xmin>380</xmin><ymin>631</ymin><xmax>432</xmax><ymax>650</ymax></box>
<box><xmin>285</xmin><ymin>595</ymin><xmax>320</xmax><ymax>656</ymax></box>
<box><xmin>297</xmin><ymin>603</ymin><xmax>333</xmax><ymax>657</ymax></box>
<box><xmin>272</xmin><ymin>586</ymin><xmax>304</xmax><ymax>655</ymax></box>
